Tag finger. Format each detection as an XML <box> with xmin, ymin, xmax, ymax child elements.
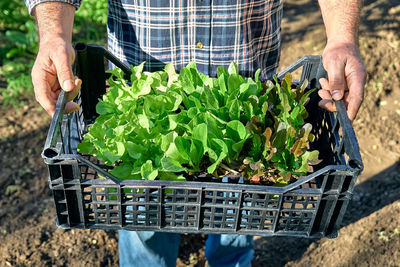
<box><xmin>65</xmin><ymin>102</ymin><xmax>80</xmax><ymax>114</ymax></box>
<box><xmin>49</xmin><ymin>88</ymin><xmax>61</xmax><ymax>100</ymax></box>
<box><xmin>318</xmin><ymin>89</ymin><xmax>332</xmax><ymax>100</ymax></box>
<box><xmin>324</xmin><ymin>60</ymin><xmax>346</xmax><ymax>101</ymax></box>
<box><xmin>35</xmin><ymin>88</ymin><xmax>57</xmax><ymax>116</ymax></box>
<box><xmin>345</xmin><ymin>72</ymin><xmax>365</xmax><ymax>122</ymax></box>
<box><xmin>52</xmin><ymin>48</ymin><xmax>74</xmax><ymax>92</ymax></box>
<box><xmin>319</xmin><ymin>78</ymin><xmax>329</xmax><ymax>91</ymax></box>
<box><xmin>318</xmin><ymin>99</ymin><xmax>336</xmax><ymax>112</ymax></box>
<box><xmin>66</xmin><ymin>78</ymin><xmax>82</xmax><ymax>102</ymax></box>
<box><xmin>343</xmin><ymin>91</ymin><xmax>350</xmax><ymax>109</ymax></box>
<box><xmin>32</xmin><ymin>69</ymin><xmax>57</xmax><ymax>116</ymax></box>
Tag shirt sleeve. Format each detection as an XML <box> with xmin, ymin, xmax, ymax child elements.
<box><xmin>24</xmin><ymin>0</ymin><xmax>82</xmax><ymax>15</ymax></box>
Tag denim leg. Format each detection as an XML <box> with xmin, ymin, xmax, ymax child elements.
<box><xmin>119</xmin><ymin>230</ymin><xmax>181</xmax><ymax>267</ymax></box>
<box><xmin>205</xmin><ymin>234</ymin><xmax>254</xmax><ymax>267</ymax></box>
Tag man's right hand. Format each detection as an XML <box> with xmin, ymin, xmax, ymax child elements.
<box><xmin>32</xmin><ymin>38</ymin><xmax>81</xmax><ymax>116</ymax></box>
<box><xmin>31</xmin><ymin>2</ymin><xmax>79</xmax><ymax>117</ymax></box>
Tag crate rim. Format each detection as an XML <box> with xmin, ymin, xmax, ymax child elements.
<box><xmin>44</xmin><ymin>152</ymin><xmax>360</xmax><ymax>194</ymax></box>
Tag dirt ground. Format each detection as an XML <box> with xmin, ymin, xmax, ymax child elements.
<box><xmin>1</xmin><ymin>0</ymin><xmax>399</xmax><ymax>266</ymax></box>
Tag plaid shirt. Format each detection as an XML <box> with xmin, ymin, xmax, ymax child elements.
<box><xmin>26</xmin><ymin>0</ymin><xmax>283</xmax><ymax>80</ymax></box>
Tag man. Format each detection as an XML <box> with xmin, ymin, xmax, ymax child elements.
<box><xmin>25</xmin><ymin>0</ymin><xmax>366</xmax><ymax>266</ymax></box>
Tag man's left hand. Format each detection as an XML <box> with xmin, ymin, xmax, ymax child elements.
<box><xmin>318</xmin><ymin>41</ymin><xmax>366</xmax><ymax>122</ymax></box>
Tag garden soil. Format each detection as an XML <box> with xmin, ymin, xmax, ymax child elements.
<box><xmin>0</xmin><ymin>0</ymin><xmax>399</xmax><ymax>266</ymax></box>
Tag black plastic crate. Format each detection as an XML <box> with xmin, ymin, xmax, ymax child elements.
<box><xmin>42</xmin><ymin>43</ymin><xmax>363</xmax><ymax>238</ymax></box>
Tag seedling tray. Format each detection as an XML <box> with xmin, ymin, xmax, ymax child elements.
<box><xmin>42</xmin><ymin>43</ymin><xmax>363</xmax><ymax>238</ymax></box>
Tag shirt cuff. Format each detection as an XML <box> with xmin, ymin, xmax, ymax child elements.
<box><xmin>25</xmin><ymin>0</ymin><xmax>81</xmax><ymax>15</ymax></box>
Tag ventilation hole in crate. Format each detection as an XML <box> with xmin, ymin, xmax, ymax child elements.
<box><xmin>148</xmin><ymin>213</ymin><xmax>158</xmax><ymax>220</ymax></box>
<box><xmin>281</xmin><ymin>195</ymin><xmax>319</xmax><ymax>210</ymax></box>
<box><xmin>96</xmin><ymin>212</ymin><xmax>107</xmax><ymax>224</ymax></box>
<box><xmin>122</xmin><ymin>187</ymin><xmax>133</xmax><ymax>195</ymax></box>
<box><xmin>341</xmin><ymin>176</ymin><xmax>354</xmax><ymax>193</ymax></box>
<box><xmin>95</xmin><ymin>203</ymin><xmax>106</xmax><ymax>211</ymax></box>
<box><xmin>85</xmin><ymin>203</ymin><xmax>94</xmax><ymax>210</ymax></box>
<box><xmin>189</xmin><ymin>189</ymin><xmax>199</xmax><ymax>195</ymax></box>
<box><xmin>277</xmin><ymin>211</ymin><xmax>314</xmax><ymax>232</ymax></box>
<box><xmin>263</xmin><ymin>220</ymin><xmax>274</xmax><ymax>230</ymax></box>
<box><xmin>124</xmin><ymin>209</ymin><xmax>134</xmax><ymax>224</ymax></box>
<box><xmin>82</xmin><ymin>185</ymin><xmax>91</xmax><ymax>192</ymax></box>
<box><xmin>61</xmin><ymin>165</ymin><xmax>74</xmax><ymax>181</ymax></box>
<box><xmin>136</xmin><ymin>219</ymin><xmax>146</xmax><ymax>225</ymax></box>
<box><xmin>204</xmin><ymin>190</ymin><xmax>240</xmax><ymax>206</ymax></box>
<box><xmin>123</xmin><ymin>203</ymin><xmax>161</xmax><ymax>226</ymax></box>
<box><xmin>48</xmin><ymin>165</ymin><xmax>61</xmax><ymax>180</ymax></box>
<box><xmin>215</xmin><ymin>197</ymin><xmax>227</xmax><ymax>205</ymax></box>
<box><xmin>148</xmin><ymin>195</ymin><xmax>159</xmax><ymax>202</ymax></box>
<box><xmin>188</xmin><ymin>197</ymin><xmax>198</xmax><ymax>202</ymax></box>
<box><xmin>215</xmin><ymin>216</ymin><xmax>223</xmax><ymax>221</ymax></box>
<box><xmin>147</xmin><ymin>205</ymin><xmax>158</xmax><ymax>211</ymax></box>
<box><xmin>163</xmin><ymin>189</ymin><xmax>199</xmax><ymax>204</ymax></box>
<box><xmin>105</xmin><ymin>187</ymin><xmax>119</xmax><ymax>201</ymax></box>
<box><xmin>87</xmin><ymin>216</ymin><xmax>95</xmax><ymax>223</ymax></box>
<box><xmin>202</xmin><ymin>207</ymin><xmax>237</xmax><ymax>229</ymax></box>
<box><xmin>164</xmin><ymin>204</ymin><xmax>198</xmax><ymax>228</ymax></box>
<box><xmin>110</xmin><ymin>219</ymin><xmax>119</xmax><ymax>224</ymax></box>
<box><xmin>110</xmin><ymin>204</ymin><xmax>119</xmax><ymax>211</ymax></box>
<box><xmin>177</xmin><ymin>197</ymin><xmax>185</xmax><ymax>202</ymax></box>
<box><xmin>242</xmin><ymin>193</ymin><xmax>280</xmax><ymax>208</ymax></box>
<box><xmin>240</xmin><ymin>209</ymin><xmax>276</xmax><ymax>230</ymax></box>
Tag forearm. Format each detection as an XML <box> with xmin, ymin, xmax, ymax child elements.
<box><xmin>28</xmin><ymin>1</ymin><xmax>81</xmax><ymax>116</ymax></box>
<box><xmin>317</xmin><ymin>0</ymin><xmax>366</xmax><ymax>122</ymax></box>
<box><xmin>33</xmin><ymin>2</ymin><xmax>75</xmax><ymax>43</ymax></box>
<box><xmin>318</xmin><ymin>0</ymin><xmax>363</xmax><ymax>44</ymax></box>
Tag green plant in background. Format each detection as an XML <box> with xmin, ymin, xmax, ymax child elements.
<box><xmin>74</xmin><ymin>0</ymin><xmax>108</xmax><ymax>43</ymax></box>
<box><xmin>0</xmin><ymin>0</ymin><xmax>107</xmax><ymax>108</ymax></box>
<box><xmin>0</xmin><ymin>20</ymin><xmax>38</xmax><ymax>107</ymax></box>
<box><xmin>78</xmin><ymin>62</ymin><xmax>320</xmax><ymax>186</ymax></box>
<box><xmin>0</xmin><ymin>1</ymin><xmax>31</xmax><ymax>30</ymax></box>
<box><xmin>0</xmin><ymin>0</ymin><xmax>37</xmax><ymax>107</ymax></box>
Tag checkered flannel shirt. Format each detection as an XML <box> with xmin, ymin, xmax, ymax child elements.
<box><xmin>26</xmin><ymin>0</ymin><xmax>283</xmax><ymax>80</ymax></box>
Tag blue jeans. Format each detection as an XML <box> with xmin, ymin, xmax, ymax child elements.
<box><xmin>119</xmin><ymin>231</ymin><xmax>254</xmax><ymax>267</ymax></box>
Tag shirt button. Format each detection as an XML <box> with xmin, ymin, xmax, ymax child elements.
<box><xmin>196</xmin><ymin>42</ymin><xmax>204</xmax><ymax>49</ymax></box>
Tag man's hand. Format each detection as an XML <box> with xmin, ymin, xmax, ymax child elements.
<box><xmin>32</xmin><ymin>2</ymin><xmax>80</xmax><ymax>117</ymax></box>
<box><xmin>318</xmin><ymin>0</ymin><xmax>365</xmax><ymax>122</ymax></box>
<box><xmin>318</xmin><ymin>41</ymin><xmax>366</xmax><ymax>122</ymax></box>
<box><xmin>32</xmin><ymin>38</ymin><xmax>81</xmax><ymax>116</ymax></box>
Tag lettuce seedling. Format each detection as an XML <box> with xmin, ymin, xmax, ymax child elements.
<box><xmin>77</xmin><ymin>62</ymin><xmax>319</xmax><ymax>186</ymax></box>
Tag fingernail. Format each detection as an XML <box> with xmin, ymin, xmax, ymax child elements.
<box><xmin>332</xmin><ymin>90</ymin><xmax>342</xmax><ymax>100</ymax></box>
<box><xmin>66</xmin><ymin>106</ymin><xmax>80</xmax><ymax>114</ymax></box>
<box><xmin>63</xmin><ymin>80</ymin><xmax>74</xmax><ymax>91</ymax></box>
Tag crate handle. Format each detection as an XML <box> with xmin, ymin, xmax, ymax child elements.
<box><xmin>277</xmin><ymin>55</ymin><xmax>326</xmax><ymax>88</ymax></box>
<box><xmin>42</xmin><ymin>91</ymin><xmax>67</xmax><ymax>160</ymax></box>
<box><xmin>74</xmin><ymin>43</ymin><xmax>133</xmax><ymax>122</ymax></box>
<box><xmin>334</xmin><ymin>100</ymin><xmax>363</xmax><ymax>170</ymax></box>
<box><xmin>75</xmin><ymin>43</ymin><xmax>132</xmax><ymax>76</ymax></box>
